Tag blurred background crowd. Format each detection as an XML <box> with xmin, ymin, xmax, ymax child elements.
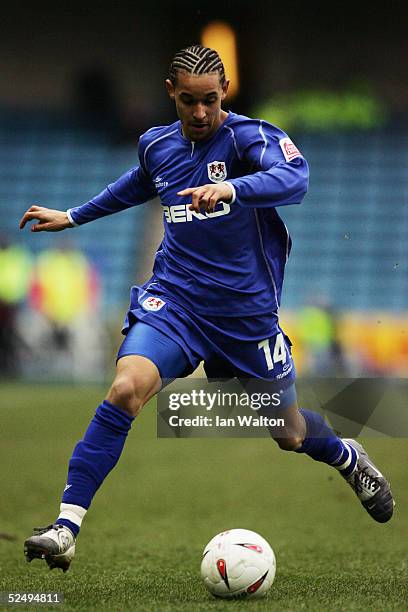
<box><xmin>0</xmin><ymin>1</ymin><xmax>407</xmax><ymax>382</ymax></box>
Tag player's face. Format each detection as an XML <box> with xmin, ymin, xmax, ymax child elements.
<box><xmin>166</xmin><ymin>72</ymin><xmax>229</xmax><ymax>141</ymax></box>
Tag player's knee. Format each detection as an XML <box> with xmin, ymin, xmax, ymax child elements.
<box><xmin>107</xmin><ymin>375</ymin><xmax>145</xmax><ymax>417</ymax></box>
<box><xmin>275</xmin><ymin>436</ymin><xmax>304</xmax><ymax>452</ymax></box>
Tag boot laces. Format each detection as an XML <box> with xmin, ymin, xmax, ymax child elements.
<box><xmin>33</xmin><ymin>524</ymin><xmax>62</xmax><ymax>536</ymax></box>
<box><xmin>356</xmin><ymin>467</ymin><xmax>380</xmax><ymax>494</ymax></box>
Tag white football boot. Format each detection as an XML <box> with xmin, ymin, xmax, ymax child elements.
<box><xmin>342</xmin><ymin>439</ymin><xmax>395</xmax><ymax>523</ymax></box>
<box><xmin>24</xmin><ymin>524</ymin><xmax>75</xmax><ymax>572</ymax></box>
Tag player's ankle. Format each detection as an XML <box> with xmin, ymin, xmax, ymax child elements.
<box><xmin>57</xmin><ymin>503</ymin><xmax>87</xmax><ymax>538</ymax></box>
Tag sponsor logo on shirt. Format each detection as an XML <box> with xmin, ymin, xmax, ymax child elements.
<box><xmin>279</xmin><ymin>138</ymin><xmax>302</xmax><ymax>162</ymax></box>
<box><xmin>163</xmin><ymin>202</ymin><xmax>231</xmax><ymax>223</ymax></box>
<box><xmin>207</xmin><ymin>160</ymin><xmax>227</xmax><ymax>182</ymax></box>
<box><xmin>142</xmin><ymin>296</ymin><xmax>166</xmax><ymax>311</ymax></box>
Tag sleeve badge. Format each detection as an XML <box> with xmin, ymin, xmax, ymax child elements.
<box><xmin>279</xmin><ymin>138</ymin><xmax>302</xmax><ymax>162</ymax></box>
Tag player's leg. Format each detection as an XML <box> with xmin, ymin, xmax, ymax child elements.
<box><xmin>270</xmin><ymin>394</ymin><xmax>359</xmax><ymax>473</ymax></box>
<box><xmin>55</xmin><ymin>354</ymin><xmax>162</xmax><ymax>532</ymax></box>
<box><xmin>270</xmin><ymin>397</ymin><xmax>394</xmax><ymax>523</ymax></box>
<box><xmin>240</xmin><ymin>329</ymin><xmax>394</xmax><ymax>523</ymax></box>
<box><xmin>24</xmin><ymin>321</ymin><xmax>192</xmax><ymax>571</ymax></box>
<box><xmin>259</xmin><ymin>382</ymin><xmax>360</xmax><ymax>477</ymax></box>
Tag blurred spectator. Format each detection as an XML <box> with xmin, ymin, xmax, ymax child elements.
<box><xmin>297</xmin><ymin>299</ymin><xmax>347</xmax><ymax>376</ymax></box>
<box><xmin>29</xmin><ymin>244</ymin><xmax>98</xmax><ymax>326</ymax></box>
<box><xmin>0</xmin><ymin>237</ymin><xmax>32</xmax><ymax>377</ymax></box>
<box><xmin>21</xmin><ymin>242</ymin><xmax>106</xmax><ymax>381</ymax></box>
<box><xmin>73</xmin><ymin>63</ymin><xmax>121</xmax><ymax>139</ymax></box>
<box><xmin>72</xmin><ymin>62</ymin><xmax>155</xmax><ymax>144</ymax></box>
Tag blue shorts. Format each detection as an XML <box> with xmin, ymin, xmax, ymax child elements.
<box><xmin>117</xmin><ymin>280</ymin><xmax>297</xmax><ymax>408</ymax></box>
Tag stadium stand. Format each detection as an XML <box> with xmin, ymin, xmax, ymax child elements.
<box><xmin>280</xmin><ymin>130</ymin><xmax>408</xmax><ymax>311</ymax></box>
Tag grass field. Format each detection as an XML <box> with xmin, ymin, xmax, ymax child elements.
<box><xmin>0</xmin><ymin>384</ymin><xmax>407</xmax><ymax>611</ymax></box>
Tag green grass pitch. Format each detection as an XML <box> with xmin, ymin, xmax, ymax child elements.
<box><xmin>0</xmin><ymin>384</ymin><xmax>407</xmax><ymax>611</ymax></box>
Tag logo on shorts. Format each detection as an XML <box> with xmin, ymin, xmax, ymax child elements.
<box><xmin>142</xmin><ymin>296</ymin><xmax>166</xmax><ymax>311</ymax></box>
<box><xmin>207</xmin><ymin>160</ymin><xmax>227</xmax><ymax>183</ymax></box>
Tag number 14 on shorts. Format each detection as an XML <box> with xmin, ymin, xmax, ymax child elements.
<box><xmin>258</xmin><ymin>333</ymin><xmax>287</xmax><ymax>371</ymax></box>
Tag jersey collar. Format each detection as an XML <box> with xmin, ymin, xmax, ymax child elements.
<box><xmin>177</xmin><ymin>111</ymin><xmax>235</xmax><ymax>146</ymax></box>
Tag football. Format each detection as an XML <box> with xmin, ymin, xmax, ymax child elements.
<box><xmin>200</xmin><ymin>528</ymin><xmax>276</xmax><ymax>599</ymax></box>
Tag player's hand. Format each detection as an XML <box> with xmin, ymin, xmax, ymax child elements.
<box><xmin>19</xmin><ymin>206</ymin><xmax>73</xmax><ymax>232</ymax></box>
<box><xmin>177</xmin><ymin>182</ymin><xmax>233</xmax><ymax>213</ymax></box>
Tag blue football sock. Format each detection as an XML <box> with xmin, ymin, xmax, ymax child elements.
<box><xmin>60</xmin><ymin>400</ymin><xmax>134</xmax><ymax>513</ymax></box>
<box><xmin>295</xmin><ymin>408</ymin><xmax>357</xmax><ymax>477</ymax></box>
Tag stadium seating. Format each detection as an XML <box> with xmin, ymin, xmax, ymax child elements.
<box><xmin>279</xmin><ymin>130</ymin><xmax>408</xmax><ymax>311</ymax></box>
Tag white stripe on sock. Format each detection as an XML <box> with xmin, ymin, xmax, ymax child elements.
<box><xmin>333</xmin><ymin>442</ymin><xmax>356</xmax><ymax>471</ymax></box>
<box><xmin>58</xmin><ymin>503</ymin><xmax>87</xmax><ymax>527</ymax></box>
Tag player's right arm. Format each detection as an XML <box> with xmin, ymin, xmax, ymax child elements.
<box><xmin>65</xmin><ymin>163</ymin><xmax>157</xmax><ymax>226</ymax></box>
<box><xmin>20</xmin><ymin>131</ymin><xmax>158</xmax><ymax>232</ymax></box>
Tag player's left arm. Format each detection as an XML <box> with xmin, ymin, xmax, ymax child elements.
<box><xmin>225</xmin><ymin>122</ymin><xmax>309</xmax><ymax>209</ymax></box>
<box><xmin>178</xmin><ymin>122</ymin><xmax>309</xmax><ymax>213</ymax></box>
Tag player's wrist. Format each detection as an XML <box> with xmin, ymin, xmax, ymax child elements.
<box><xmin>66</xmin><ymin>209</ymin><xmax>78</xmax><ymax>227</ymax></box>
<box><xmin>222</xmin><ymin>182</ymin><xmax>236</xmax><ymax>204</ymax></box>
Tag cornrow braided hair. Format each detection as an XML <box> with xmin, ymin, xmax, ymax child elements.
<box><xmin>169</xmin><ymin>45</ymin><xmax>226</xmax><ymax>85</ymax></box>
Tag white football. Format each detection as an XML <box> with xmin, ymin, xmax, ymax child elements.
<box><xmin>200</xmin><ymin>528</ymin><xmax>276</xmax><ymax>599</ymax></box>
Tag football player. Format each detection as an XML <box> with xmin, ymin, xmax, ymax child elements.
<box><xmin>20</xmin><ymin>45</ymin><xmax>394</xmax><ymax>572</ymax></box>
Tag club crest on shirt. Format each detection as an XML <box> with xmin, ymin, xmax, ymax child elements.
<box><xmin>207</xmin><ymin>161</ymin><xmax>227</xmax><ymax>183</ymax></box>
<box><xmin>141</xmin><ymin>296</ymin><xmax>166</xmax><ymax>311</ymax></box>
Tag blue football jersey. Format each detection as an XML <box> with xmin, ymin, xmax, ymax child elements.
<box><xmin>67</xmin><ymin>112</ymin><xmax>309</xmax><ymax>317</ymax></box>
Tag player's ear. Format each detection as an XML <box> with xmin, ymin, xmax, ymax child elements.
<box><xmin>221</xmin><ymin>79</ymin><xmax>230</xmax><ymax>101</ymax></box>
<box><xmin>165</xmin><ymin>79</ymin><xmax>176</xmax><ymax>100</ymax></box>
